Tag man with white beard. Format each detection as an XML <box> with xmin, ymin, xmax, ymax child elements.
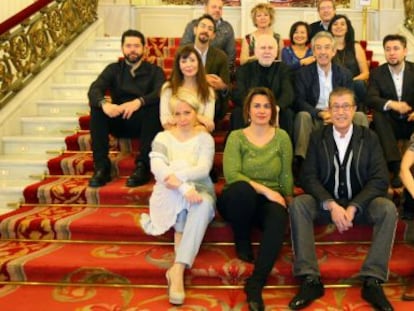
<box><xmin>231</xmin><ymin>34</ymin><xmax>294</xmax><ymax>138</ymax></box>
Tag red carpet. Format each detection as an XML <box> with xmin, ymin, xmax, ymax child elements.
<box><xmin>0</xmin><ymin>284</ymin><xmax>413</xmax><ymax>310</ymax></box>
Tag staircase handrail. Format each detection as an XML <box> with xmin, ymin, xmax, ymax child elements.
<box><xmin>0</xmin><ymin>0</ymin><xmax>54</xmax><ymax>35</ymax></box>
<box><xmin>0</xmin><ymin>0</ymin><xmax>98</xmax><ymax>109</ymax></box>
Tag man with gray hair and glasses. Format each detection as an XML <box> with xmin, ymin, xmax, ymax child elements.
<box><xmin>289</xmin><ymin>87</ymin><xmax>397</xmax><ymax>311</ymax></box>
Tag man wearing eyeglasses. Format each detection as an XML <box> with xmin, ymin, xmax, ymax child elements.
<box><xmin>289</xmin><ymin>87</ymin><xmax>397</xmax><ymax>311</ymax></box>
<box><xmin>192</xmin><ymin>14</ymin><xmax>230</xmax><ymax>121</ymax></box>
<box><xmin>180</xmin><ymin>0</ymin><xmax>235</xmax><ymax>73</ymax></box>
<box><xmin>293</xmin><ymin>31</ymin><xmax>368</xmax><ymax>172</ymax></box>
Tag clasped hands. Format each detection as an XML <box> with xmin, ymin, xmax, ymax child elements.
<box><xmin>102</xmin><ymin>98</ymin><xmax>141</xmax><ymax>119</ymax></box>
<box><xmin>389</xmin><ymin>100</ymin><xmax>414</xmax><ymax>121</ymax></box>
<box><xmin>326</xmin><ymin>201</ymin><xmax>357</xmax><ymax>233</ymax></box>
<box><xmin>164</xmin><ymin>174</ymin><xmax>202</xmax><ymax>204</ymax></box>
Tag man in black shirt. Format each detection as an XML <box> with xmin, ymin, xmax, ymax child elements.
<box><xmin>88</xmin><ymin>29</ymin><xmax>165</xmax><ymax>187</ymax></box>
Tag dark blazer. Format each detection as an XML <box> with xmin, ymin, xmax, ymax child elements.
<box><xmin>309</xmin><ymin>21</ymin><xmax>326</xmax><ymax>40</ymax></box>
<box><xmin>205</xmin><ymin>46</ymin><xmax>230</xmax><ymax>120</ymax></box>
<box><xmin>233</xmin><ymin>60</ymin><xmax>293</xmax><ymax>110</ymax></box>
<box><xmin>294</xmin><ymin>62</ymin><xmax>353</xmax><ymax>117</ymax></box>
<box><xmin>301</xmin><ymin>124</ymin><xmax>389</xmax><ymax>210</ymax></box>
<box><xmin>366</xmin><ymin>61</ymin><xmax>414</xmax><ymax>118</ymax></box>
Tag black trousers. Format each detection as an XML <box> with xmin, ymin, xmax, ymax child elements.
<box><xmin>229</xmin><ymin>106</ymin><xmax>294</xmax><ymax>139</ymax></box>
<box><xmin>372</xmin><ymin>111</ymin><xmax>414</xmax><ymax>164</ymax></box>
<box><xmin>403</xmin><ymin>189</ymin><xmax>414</xmax><ymax>218</ymax></box>
<box><xmin>90</xmin><ymin>104</ymin><xmax>161</xmax><ymax>169</ymax></box>
<box><xmin>217</xmin><ymin>181</ymin><xmax>288</xmax><ymax>284</ymax></box>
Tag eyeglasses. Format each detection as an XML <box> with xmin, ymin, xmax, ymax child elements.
<box><xmin>330</xmin><ymin>104</ymin><xmax>355</xmax><ymax>112</ymax></box>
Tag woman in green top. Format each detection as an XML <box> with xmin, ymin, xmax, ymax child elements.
<box><xmin>217</xmin><ymin>87</ymin><xmax>293</xmax><ymax>311</ymax></box>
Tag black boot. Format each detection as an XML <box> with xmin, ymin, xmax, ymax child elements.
<box><xmin>289</xmin><ymin>275</ymin><xmax>324</xmax><ymax>310</ymax></box>
<box><xmin>126</xmin><ymin>161</ymin><xmax>150</xmax><ymax>187</ymax></box>
<box><xmin>235</xmin><ymin>239</ymin><xmax>254</xmax><ymax>263</ymax></box>
<box><xmin>89</xmin><ymin>166</ymin><xmax>111</xmax><ymax>187</ymax></box>
<box><xmin>361</xmin><ymin>277</ymin><xmax>394</xmax><ymax>311</ymax></box>
<box><xmin>244</xmin><ymin>277</ymin><xmax>264</xmax><ymax>311</ymax></box>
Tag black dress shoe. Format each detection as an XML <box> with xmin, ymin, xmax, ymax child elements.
<box><xmin>289</xmin><ymin>275</ymin><xmax>324</xmax><ymax>310</ymax></box>
<box><xmin>89</xmin><ymin>168</ymin><xmax>111</xmax><ymax>187</ymax></box>
<box><xmin>361</xmin><ymin>278</ymin><xmax>394</xmax><ymax>311</ymax></box>
<box><xmin>126</xmin><ymin>162</ymin><xmax>150</xmax><ymax>187</ymax></box>
<box><xmin>235</xmin><ymin>239</ymin><xmax>254</xmax><ymax>263</ymax></box>
<box><xmin>244</xmin><ymin>278</ymin><xmax>264</xmax><ymax>311</ymax></box>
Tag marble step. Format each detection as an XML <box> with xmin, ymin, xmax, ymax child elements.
<box><xmin>73</xmin><ymin>57</ymin><xmax>116</xmax><ymax>70</ymax></box>
<box><xmin>0</xmin><ymin>180</ymin><xmax>30</xmax><ymax>214</ymax></box>
<box><xmin>0</xmin><ymin>154</ymin><xmax>51</xmax><ymax>181</ymax></box>
<box><xmin>82</xmin><ymin>47</ymin><xmax>122</xmax><ymax>59</ymax></box>
<box><xmin>49</xmin><ymin>84</ymin><xmax>89</xmax><ymax>100</ymax></box>
<box><xmin>367</xmin><ymin>41</ymin><xmax>386</xmax><ymax>65</ymax></box>
<box><xmin>36</xmin><ymin>99</ymin><xmax>89</xmax><ymax>117</ymax></box>
<box><xmin>20</xmin><ymin>116</ymin><xmax>79</xmax><ymax>136</ymax></box>
<box><xmin>94</xmin><ymin>37</ymin><xmax>121</xmax><ymax>48</ymax></box>
<box><xmin>60</xmin><ymin>69</ymin><xmax>100</xmax><ymax>84</ymax></box>
<box><xmin>1</xmin><ymin>136</ymin><xmax>66</xmax><ymax>155</ymax></box>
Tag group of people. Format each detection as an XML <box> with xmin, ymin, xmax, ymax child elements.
<box><xmin>85</xmin><ymin>0</ymin><xmax>414</xmax><ymax>310</ymax></box>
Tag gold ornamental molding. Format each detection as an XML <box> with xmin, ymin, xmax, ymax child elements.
<box><xmin>405</xmin><ymin>0</ymin><xmax>414</xmax><ymax>33</ymax></box>
<box><xmin>0</xmin><ymin>0</ymin><xmax>98</xmax><ymax>108</ymax></box>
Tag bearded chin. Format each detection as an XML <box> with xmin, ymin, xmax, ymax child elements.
<box><xmin>388</xmin><ymin>60</ymin><xmax>401</xmax><ymax>67</ymax></box>
<box><xmin>126</xmin><ymin>54</ymin><xmax>142</xmax><ymax>64</ymax></box>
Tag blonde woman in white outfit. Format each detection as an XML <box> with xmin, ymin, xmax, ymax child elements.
<box><xmin>140</xmin><ymin>88</ymin><xmax>215</xmax><ymax>305</ymax></box>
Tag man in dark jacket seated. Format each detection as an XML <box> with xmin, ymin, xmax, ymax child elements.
<box><xmin>289</xmin><ymin>87</ymin><xmax>397</xmax><ymax>311</ymax></box>
<box><xmin>231</xmin><ymin>34</ymin><xmax>294</xmax><ymax>138</ymax></box>
<box><xmin>87</xmin><ymin>29</ymin><xmax>165</xmax><ymax>188</ymax></box>
<box><xmin>293</xmin><ymin>31</ymin><xmax>368</xmax><ymax>169</ymax></box>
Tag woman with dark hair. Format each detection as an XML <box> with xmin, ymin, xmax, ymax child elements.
<box><xmin>328</xmin><ymin>14</ymin><xmax>369</xmax><ymax>104</ymax></box>
<box><xmin>160</xmin><ymin>45</ymin><xmax>215</xmax><ymax>132</ymax></box>
<box><xmin>281</xmin><ymin>21</ymin><xmax>315</xmax><ymax>71</ymax></box>
<box><xmin>217</xmin><ymin>87</ymin><xmax>293</xmax><ymax>311</ymax></box>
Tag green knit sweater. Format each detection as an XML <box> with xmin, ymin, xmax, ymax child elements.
<box><xmin>223</xmin><ymin>128</ymin><xmax>293</xmax><ymax>196</ymax></box>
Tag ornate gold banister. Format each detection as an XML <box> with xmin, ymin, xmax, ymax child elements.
<box><xmin>0</xmin><ymin>0</ymin><xmax>98</xmax><ymax>109</ymax></box>
<box><xmin>405</xmin><ymin>0</ymin><xmax>414</xmax><ymax>33</ymax></box>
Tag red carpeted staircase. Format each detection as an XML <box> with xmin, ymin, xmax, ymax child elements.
<box><xmin>0</xmin><ymin>37</ymin><xmax>413</xmax><ymax>310</ymax></box>
<box><xmin>0</xmin><ymin>114</ymin><xmax>414</xmax><ymax>310</ymax></box>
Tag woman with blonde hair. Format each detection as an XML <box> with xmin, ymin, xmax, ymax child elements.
<box><xmin>140</xmin><ymin>88</ymin><xmax>216</xmax><ymax>305</ymax></box>
<box><xmin>240</xmin><ymin>3</ymin><xmax>282</xmax><ymax>65</ymax></box>
<box><xmin>160</xmin><ymin>45</ymin><xmax>215</xmax><ymax>132</ymax></box>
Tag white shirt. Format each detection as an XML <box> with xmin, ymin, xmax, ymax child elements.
<box><xmin>333</xmin><ymin>124</ymin><xmax>353</xmax><ymax>163</ymax></box>
<box><xmin>316</xmin><ymin>64</ymin><xmax>333</xmax><ymax>110</ymax></box>
<box><xmin>384</xmin><ymin>62</ymin><xmax>405</xmax><ymax>110</ymax></box>
<box><xmin>194</xmin><ymin>45</ymin><xmax>208</xmax><ymax>67</ymax></box>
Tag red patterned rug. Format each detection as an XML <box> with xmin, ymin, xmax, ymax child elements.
<box><xmin>0</xmin><ymin>284</ymin><xmax>413</xmax><ymax>311</ymax></box>
<box><xmin>0</xmin><ymin>239</ymin><xmax>413</xmax><ymax>286</ymax></box>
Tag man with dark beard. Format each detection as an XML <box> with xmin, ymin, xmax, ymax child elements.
<box><xmin>367</xmin><ymin>34</ymin><xmax>414</xmax><ymax>188</ymax></box>
<box><xmin>192</xmin><ymin>14</ymin><xmax>230</xmax><ymax>121</ymax></box>
<box><xmin>88</xmin><ymin>29</ymin><xmax>165</xmax><ymax>187</ymax></box>
<box><xmin>180</xmin><ymin>0</ymin><xmax>235</xmax><ymax>73</ymax></box>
